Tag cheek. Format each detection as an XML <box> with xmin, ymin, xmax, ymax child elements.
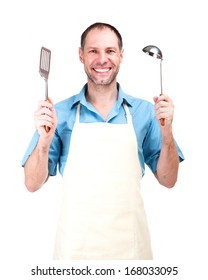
<box><xmin>84</xmin><ymin>56</ymin><xmax>95</xmax><ymax>67</ymax></box>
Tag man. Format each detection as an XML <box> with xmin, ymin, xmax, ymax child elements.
<box><xmin>22</xmin><ymin>22</ymin><xmax>184</xmax><ymax>259</ymax></box>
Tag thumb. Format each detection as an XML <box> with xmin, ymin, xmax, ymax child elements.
<box><xmin>153</xmin><ymin>96</ymin><xmax>158</xmax><ymax>104</ymax></box>
<box><xmin>47</xmin><ymin>97</ymin><xmax>54</xmax><ymax>105</ymax></box>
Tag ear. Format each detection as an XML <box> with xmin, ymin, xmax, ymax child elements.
<box><xmin>120</xmin><ymin>48</ymin><xmax>124</xmax><ymax>63</ymax></box>
<box><xmin>79</xmin><ymin>47</ymin><xmax>84</xmax><ymax>63</ymax></box>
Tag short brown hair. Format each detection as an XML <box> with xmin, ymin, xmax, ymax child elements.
<box><xmin>80</xmin><ymin>22</ymin><xmax>123</xmax><ymax>50</ymax></box>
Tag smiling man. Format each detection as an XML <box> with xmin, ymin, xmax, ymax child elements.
<box><xmin>22</xmin><ymin>22</ymin><xmax>184</xmax><ymax>260</ymax></box>
<box><xmin>79</xmin><ymin>24</ymin><xmax>124</xmax><ymax>121</ymax></box>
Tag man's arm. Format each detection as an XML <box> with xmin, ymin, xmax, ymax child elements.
<box><xmin>153</xmin><ymin>94</ymin><xmax>179</xmax><ymax>188</ymax></box>
<box><xmin>24</xmin><ymin>99</ymin><xmax>57</xmax><ymax>192</ymax></box>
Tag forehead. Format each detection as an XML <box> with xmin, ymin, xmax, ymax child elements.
<box><xmin>84</xmin><ymin>28</ymin><xmax>120</xmax><ymax>49</ymax></box>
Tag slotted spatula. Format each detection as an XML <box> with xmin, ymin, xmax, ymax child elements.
<box><xmin>39</xmin><ymin>46</ymin><xmax>51</xmax><ymax>132</ymax></box>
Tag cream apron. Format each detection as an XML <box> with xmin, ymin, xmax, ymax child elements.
<box><xmin>53</xmin><ymin>103</ymin><xmax>152</xmax><ymax>259</ymax></box>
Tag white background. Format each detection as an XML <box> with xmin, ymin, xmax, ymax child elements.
<box><xmin>1</xmin><ymin>0</ymin><xmax>207</xmax><ymax>279</ymax></box>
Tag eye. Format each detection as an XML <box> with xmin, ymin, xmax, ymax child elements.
<box><xmin>107</xmin><ymin>49</ymin><xmax>115</xmax><ymax>54</ymax></box>
<box><xmin>89</xmin><ymin>49</ymin><xmax>97</xmax><ymax>54</ymax></box>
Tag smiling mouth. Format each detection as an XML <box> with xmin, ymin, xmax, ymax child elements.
<box><xmin>93</xmin><ymin>68</ymin><xmax>111</xmax><ymax>73</ymax></box>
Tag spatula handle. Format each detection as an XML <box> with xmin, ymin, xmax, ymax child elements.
<box><xmin>44</xmin><ymin>99</ymin><xmax>51</xmax><ymax>133</ymax></box>
<box><xmin>45</xmin><ymin>125</ymin><xmax>50</xmax><ymax>133</ymax></box>
<box><xmin>160</xmin><ymin>118</ymin><xmax>165</xmax><ymax>126</ymax></box>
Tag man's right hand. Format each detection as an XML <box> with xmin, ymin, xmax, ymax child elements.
<box><xmin>34</xmin><ymin>98</ymin><xmax>57</xmax><ymax>140</ymax></box>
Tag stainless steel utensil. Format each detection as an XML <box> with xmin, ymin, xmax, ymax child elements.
<box><xmin>142</xmin><ymin>45</ymin><xmax>164</xmax><ymax>126</ymax></box>
<box><xmin>39</xmin><ymin>46</ymin><xmax>51</xmax><ymax>132</ymax></box>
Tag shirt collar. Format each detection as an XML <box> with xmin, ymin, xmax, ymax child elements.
<box><xmin>71</xmin><ymin>83</ymin><xmax>133</xmax><ymax>109</ymax></box>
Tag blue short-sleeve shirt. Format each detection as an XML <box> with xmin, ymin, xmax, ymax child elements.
<box><xmin>22</xmin><ymin>83</ymin><xmax>184</xmax><ymax>176</ymax></box>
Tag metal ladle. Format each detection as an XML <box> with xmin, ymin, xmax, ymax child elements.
<box><xmin>142</xmin><ymin>45</ymin><xmax>165</xmax><ymax>126</ymax></box>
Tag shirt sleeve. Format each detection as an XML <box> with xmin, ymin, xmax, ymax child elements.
<box><xmin>143</xmin><ymin>117</ymin><xmax>185</xmax><ymax>174</ymax></box>
<box><xmin>21</xmin><ymin>130</ymin><xmax>62</xmax><ymax>176</ymax></box>
<box><xmin>21</xmin><ymin>131</ymin><xmax>39</xmax><ymax>167</ymax></box>
<box><xmin>142</xmin><ymin>117</ymin><xmax>161</xmax><ymax>173</ymax></box>
<box><xmin>47</xmin><ymin>130</ymin><xmax>62</xmax><ymax>176</ymax></box>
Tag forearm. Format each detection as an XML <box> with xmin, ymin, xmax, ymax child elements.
<box><xmin>155</xmin><ymin>128</ymin><xmax>179</xmax><ymax>188</ymax></box>
<box><xmin>24</xmin><ymin>99</ymin><xmax>58</xmax><ymax>192</ymax></box>
<box><xmin>24</xmin><ymin>143</ymin><xmax>50</xmax><ymax>192</ymax></box>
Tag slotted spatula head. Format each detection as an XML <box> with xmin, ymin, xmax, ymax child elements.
<box><xmin>39</xmin><ymin>47</ymin><xmax>51</xmax><ymax>80</ymax></box>
<box><xmin>39</xmin><ymin>47</ymin><xmax>51</xmax><ymax>133</ymax></box>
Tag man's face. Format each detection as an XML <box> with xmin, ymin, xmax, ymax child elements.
<box><xmin>79</xmin><ymin>28</ymin><xmax>123</xmax><ymax>86</ymax></box>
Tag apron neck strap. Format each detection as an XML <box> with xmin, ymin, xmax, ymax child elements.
<box><xmin>123</xmin><ymin>102</ymin><xmax>132</xmax><ymax>124</ymax></box>
<box><xmin>75</xmin><ymin>103</ymin><xmax>81</xmax><ymax>123</ymax></box>
<box><xmin>75</xmin><ymin>102</ymin><xmax>132</xmax><ymax>124</ymax></box>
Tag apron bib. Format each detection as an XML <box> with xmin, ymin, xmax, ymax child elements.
<box><xmin>53</xmin><ymin>103</ymin><xmax>152</xmax><ymax>259</ymax></box>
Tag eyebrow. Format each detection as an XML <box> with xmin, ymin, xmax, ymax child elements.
<box><xmin>86</xmin><ymin>47</ymin><xmax>118</xmax><ymax>50</ymax></box>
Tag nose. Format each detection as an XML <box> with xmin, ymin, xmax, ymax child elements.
<box><xmin>97</xmin><ymin>51</ymin><xmax>107</xmax><ymax>64</ymax></box>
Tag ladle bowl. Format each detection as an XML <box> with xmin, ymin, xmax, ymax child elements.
<box><xmin>142</xmin><ymin>45</ymin><xmax>165</xmax><ymax>126</ymax></box>
<box><xmin>142</xmin><ymin>45</ymin><xmax>163</xmax><ymax>60</ymax></box>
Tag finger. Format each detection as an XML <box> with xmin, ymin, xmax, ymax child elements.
<box><xmin>34</xmin><ymin>109</ymin><xmax>52</xmax><ymax>122</ymax></box>
<box><xmin>41</xmin><ymin>106</ymin><xmax>53</xmax><ymax>116</ymax></box>
<box><xmin>155</xmin><ymin>107</ymin><xmax>174</xmax><ymax>124</ymax></box>
<box><xmin>153</xmin><ymin>94</ymin><xmax>171</xmax><ymax>106</ymax></box>
<box><xmin>36</xmin><ymin>104</ymin><xmax>56</xmax><ymax>118</ymax></box>
<box><xmin>156</xmin><ymin>109</ymin><xmax>171</xmax><ymax>118</ymax></box>
<box><xmin>156</xmin><ymin>105</ymin><xmax>170</xmax><ymax>113</ymax></box>
<box><xmin>153</xmin><ymin>96</ymin><xmax>159</xmax><ymax>103</ymax></box>
<box><xmin>38</xmin><ymin>99</ymin><xmax>53</xmax><ymax>110</ymax></box>
<box><xmin>47</xmin><ymin>97</ymin><xmax>54</xmax><ymax>104</ymax></box>
<box><xmin>35</xmin><ymin>117</ymin><xmax>54</xmax><ymax>132</ymax></box>
<box><xmin>158</xmin><ymin>93</ymin><xmax>169</xmax><ymax>101</ymax></box>
<box><xmin>155</xmin><ymin>100</ymin><xmax>170</xmax><ymax>110</ymax></box>
<box><xmin>37</xmin><ymin>113</ymin><xmax>54</xmax><ymax>122</ymax></box>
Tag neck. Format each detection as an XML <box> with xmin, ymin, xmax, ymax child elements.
<box><xmin>85</xmin><ymin>83</ymin><xmax>118</xmax><ymax>121</ymax></box>
<box><xmin>86</xmin><ymin>83</ymin><xmax>118</xmax><ymax>106</ymax></box>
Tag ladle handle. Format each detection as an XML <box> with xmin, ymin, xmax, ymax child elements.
<box><xmin>159</xmin><ymin>93</ymin><xmax>165</xmax><ymax>126</ymax></box>
<box><xmin>159</xmin><ymin>61</ymin><xmax>165</xmax><ymax>126</ymax></box>
<box><xmin>160</xmin><ymin>118</ymin><xmax>165</xmax><ymax>126</ymax></box>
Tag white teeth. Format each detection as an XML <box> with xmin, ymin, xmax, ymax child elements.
<box><xmin>94</xmin><ymin>68</ymin><xmax>109</xmax><ymax>72</ymax></box>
